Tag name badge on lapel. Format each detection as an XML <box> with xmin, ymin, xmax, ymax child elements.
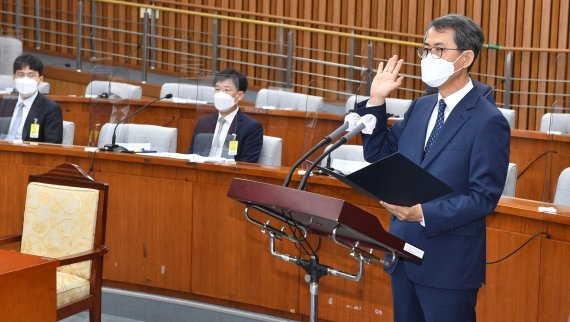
<box><xmin>228</xmin><ymin>134</ymin><xmax>238</xmax><ymax>156</ymax></box>
<box><xmin>30</xmin><ymin>118</ymin><xmax>40</xmax><ymax>139</ymax></box>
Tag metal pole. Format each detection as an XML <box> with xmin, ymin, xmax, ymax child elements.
<box><xmin>90</xmin><ymin>0</ymin><xmax>97</xmax><ymax>60</ymax></box>
<box><xmin>15</xmin><ymin>0</ymin><xmax>21</xmax><ymax>38</ymax></box>
<box><xmin>348</xmin><ymin>31</ymin><xmax>355</xmax><ymax>93</ymax></box>
<box><xmin>75</xmin><ymin>1</ymin><xmax>84</xmax><ymax>72</ymax></box>
<box><xmin>141</xmin><ymin>10</ymin><xmax>149</xmax><ymax>83</ymax></box>
<box><xmin>286</xmin><ymin>30</ymin><xmax>293</xmax><ymax>88</ymax></box>
<box><xmin>149</xmin><ymin>8</ymin><xmax>156</xmax><ymax>69</ymax></box>
<box><xmin>309</xmin><ymin>282</ymin><xmax>318</xmax><ymax>322</ymax></box>
<box><xmin>34</xmin><ymin>0</ymin><xmax>40</xmax><ymax>48</ymax></box>
<box><xmin>212</xmin><ymin>18</ymin><xmax>219</xmax><ymax>75</ymax></box>
<box><xmin>278</xmin><ymin>26</ymin><xmax>285</xmax><ymax>86</ymax></box>
<box><xmin>504</xmin><ymin>51</ymin><xmax>513</xmax><ymax>110</ymax></box>
<box><xmin>366</xmin><ymin>41</ymin><xmax>374</xmax><ymax>96</ymax></box>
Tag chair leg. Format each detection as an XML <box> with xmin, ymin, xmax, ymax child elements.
<box><xmin>89</xmin><ymin>295</ymin><xmax>102</xmax><ymax>322</ymax></box>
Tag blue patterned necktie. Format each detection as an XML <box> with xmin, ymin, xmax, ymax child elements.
<box><xmin>6</xmin><ymin>102</ymin><xmax>25</xmax><ymax>140</ymax></box>
<box><xmin>424</xmin><ymin>99</ymin><xmax>446</xmax><ymax>158</ymax></box>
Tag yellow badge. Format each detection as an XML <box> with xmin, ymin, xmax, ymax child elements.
<box><xmin>228</xmin><ymin>140</ymin><xmax>238</xmax><ymax>156</ymax></box>
<box><xmin>30</xmin><ymin>119</ymin><xmax>40</xmax><ymax>139</ymax></box>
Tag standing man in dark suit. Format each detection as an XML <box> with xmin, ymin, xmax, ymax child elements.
<box><xmin>188</xmin><ymin>69</ymin><xmax>263</xmax><ymax>162</ymax></box>
<box><xmin>0</xmin><ymin>54</ymin><xmax>63</xmax><ymax>143</ymax></box>
<box><xmin>356</xmin><ymin>15</ymin><xmax>510</xmax><ymax>322</ymax></box>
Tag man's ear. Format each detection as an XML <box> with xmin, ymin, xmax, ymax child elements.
<box><xmin>236</xmin><ymin>91</ymin><xmax>245</xmax><ymax>101</ymax></box>
<box><xmin>461</xmin><ymin>50</ymin><xmax>475</xmax><ymax>69</ymax></box>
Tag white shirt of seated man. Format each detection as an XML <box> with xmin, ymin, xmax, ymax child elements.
<box><xmin>208</xmin><ymin>78</ymin><xmax>245</xmax><ymax>158</ymax></box>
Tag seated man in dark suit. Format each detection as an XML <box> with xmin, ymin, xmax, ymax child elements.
<box><xmin>188</xmin><ymin>69</ymin><xmax>263</xmax><ymax>162</ymax></box>
<box><xmin>0</xmin><ymin>54</ymin><xmax>63</xmax><ymax>143</ymax></box>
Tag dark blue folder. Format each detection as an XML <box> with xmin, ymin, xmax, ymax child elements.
<box><xmin>320</xmin><ymin>152</ymin><xmax>453</xmax><ymax>206</ymax></box>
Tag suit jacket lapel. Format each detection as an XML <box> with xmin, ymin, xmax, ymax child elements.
<box><xmin>22</xmin><ymin>93</ymin><xmax>43</xmax><ymax>139</ymax></box>
<box><xmin>411</xmin><ymin>96</ymin><xmax>437</xmax><ymax>165</ymax></box>
<box><xmin>220</xmin><ymin>111</ymin><xmax>240</xmax><ymax>158</ymax></box>
<box><xmin>421</xmin><ymin>89</ymin><xmax>479</xmax><ymax>167</ymax></box>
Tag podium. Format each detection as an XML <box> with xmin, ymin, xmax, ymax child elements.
<box><xmin>227</xmin><ymin>178</ymin><xmax>423</xmax><ymax>321</ymax></box>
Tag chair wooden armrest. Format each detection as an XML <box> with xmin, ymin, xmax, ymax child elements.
<box><xmin>57</xmin><ymin>245</ymin><xmax>109</xmax><ymax>267</ymax></box>
<box><xmin>0</xmin><ymin>234</ymin><xmax>22</xmax><ymax>245</ymax></box>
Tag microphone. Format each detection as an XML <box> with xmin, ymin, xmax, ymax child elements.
<box><xmin>102</xmin><ymin>93</ymin><xmax>173</xmax><ymax>152</ymax></box>
<box><xmin>346</xmin><ymin>68</ymin><xmax>369</xmax><ymax>114</ymax></box>
<box><xmin>283</xmin><ymin>120</ymin><xmax>350</xmax><ymax>187</ymax></box>
<box><xmin>483</xmin><ymin>78</ymin><xmax>506</xmax><ymax>100</ymax></box>
<box><xmin>98</xmin><ymin>43</ymin><xmax>142</xmax><ymax>99</ymax></box>
<box><xmin>297</xmin><ymin>114</ymin><xmax>377</xmax><ymax>190</ymax></box>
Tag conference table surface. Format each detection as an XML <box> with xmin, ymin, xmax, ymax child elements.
<box><xmin>0</xmin><ymin>141</ymin><xmax>569</xmax><ymax>322</ymax></box>
<box><xmin>49</xmin><ymin>94</ymin><xmax>570</xmax><ymax>203</ymax></box>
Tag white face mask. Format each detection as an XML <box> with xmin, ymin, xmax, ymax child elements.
<box><xmin>213</xmin><ymin>91</ymin><xmax>237</xmax><ymax>112</ymax></box>
<box><xmin>421</xmin><ymin>51</ymin><xmax>466</xmax><ymax>88</ymax></box>
<box><xmin>14</xmin><ymin>77</ymin><xmax>39</xmax><ymax>97</ymax></box>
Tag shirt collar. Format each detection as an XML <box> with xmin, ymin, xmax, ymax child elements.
<box><xmin>218</xmin><ymin>107</ymin><xmax>239</xmax><ymax>125</ymax></box>
<box><xmin>437</xmin><ymin>78</ymin><xmax>474</xmax><ymax>110</ymax></box>
<box><xmin>18</xmin><ymin>91</ymin><xmax>39</xmax><ymax>109</ymax></box>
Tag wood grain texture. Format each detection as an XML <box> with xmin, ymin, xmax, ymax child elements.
<box><xmin>0</xmin><ymin>143</ymin><xmax>569</xmax><ymax>321</ymax></box>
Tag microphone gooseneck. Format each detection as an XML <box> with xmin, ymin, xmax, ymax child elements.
<box><xmin>283</xmin><ymin>121</ymin><xmax>349</xmax><ymax>187</ymax></box>
<box><xmin>297</xmin><ymin>115</ymin><xmax>376</xmax><ymax>190</ymax></box>
<box><xmin>103</xmin><ymin>93</ymin><xmax>173</xmax><ymax>152</ymax></box>
<box><xmin>98</xmin><ymin>43</ymin><xmax>142</xmax><ymax>99</ymax></box>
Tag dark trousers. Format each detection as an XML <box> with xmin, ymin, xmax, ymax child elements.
<box><xmin>391</xmin><ymin>262</ymin><xmax>479</xmax><ymax>322</ymax></box>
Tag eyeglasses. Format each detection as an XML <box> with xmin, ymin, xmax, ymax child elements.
<box><xmin>417</xmin><ymin>46</ymin><xmax>465</xmax><ymax>59</ymax></box>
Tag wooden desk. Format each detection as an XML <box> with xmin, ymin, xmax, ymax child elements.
<box><xmin>0</xmin><ymin>249</ymin><xmax>59</xmax><ymax>322</ymax></box>
<box><xmin>51</xmin><ymin>95</ymin><xmax>570</xmax><ymax>202</ymax></box>
<box><xmin>54</xmin><ymin>95</ymin><xmax>346</xmax><ymax>167</ymax></box>
<box><xmin>0</xmin><ymin>142</ymin><xmax>568</xmax><ymax>322</ymax></box>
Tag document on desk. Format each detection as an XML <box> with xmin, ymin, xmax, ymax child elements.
<box><xmin>136</xmin><ymin>152</ymin><xmax>233</xmax><ymax>163</ymax></box>
<box><xmin>321</xmin><ymin>152</ymin><xmax>453</xmax><ymax>206</ymax></box>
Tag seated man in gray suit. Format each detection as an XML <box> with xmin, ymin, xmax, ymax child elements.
<box><xmin>188</xmin><ymin>69</ymin><xmax>263</xmax><ymax>162</ymax></box>
<box><xmin>0</xmin><ymin>54</ymin><xmax>63</xmax><ymax>143</ymax></box>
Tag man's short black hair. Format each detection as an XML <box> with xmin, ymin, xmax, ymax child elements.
<box><xmin>426</xmin><ymin>14</ymin><xmax>484</xmax><ymax>71</ymax></box>
<box><xmin>214</xmin><ymin>68</ymin><xmax>248</xmax><ymax>92</ymax></box>
<box><xmin>13</xmin><ymin>54</ymin><xmax>44</xmax><ymax>76</ymax></box>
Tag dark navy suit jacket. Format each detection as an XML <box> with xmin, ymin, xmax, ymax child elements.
<box><xmin>356</xmin><ymin>85</ymin><xmax>510</xmax><ymax>290</ymax></box>
<box><xmin>0</xmin><ymin>93</ymin><xmax>63</xmax><ymax>143</ymax></box>
<box><xmin>188</xmin><ymin>110</ymin><xmax>263</xmax><ymax>163</ymax></box>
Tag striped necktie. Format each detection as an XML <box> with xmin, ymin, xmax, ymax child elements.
<box><xmin>209</xmin><ymin>117</ymin><xmax>226</xmax><ymax>157</ymax></box>
<box><xmin>424</xmin><ymin>99</ymin><xmax>446</xmax><ymax>158</ymax></box>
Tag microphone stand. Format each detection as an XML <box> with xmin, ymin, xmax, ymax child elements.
<box><xmin>297</xmin><ymin>122</ymin><xmax>367</xmax><ymax>190</ymax></box>
<box><xmin>283</xmin><ymin>122</ymin><xmax>348</xmax><ymax>187</ymax></box>
<box><xmin>102</xmin><ymin>94</ymin><xmax>172</xmax><ymax>152</ymax></box>
<box><xmin>98</xmin><ymin>43</ymin><xmax>142</xmax><ymax>99</ymax></box>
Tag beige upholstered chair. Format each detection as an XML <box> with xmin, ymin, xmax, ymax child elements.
<box><xmin>258</xmin><ymin>135</ymin><xmax>283</xmax><ymax>166</ymax></box>
<box><xmin>255</xmin><ymin>88</ymin><xmax>323</xmax><ymax>112</ymax></box>
<box><xmin>345</xmin><ymin>95</ymin><xmax>412</xmax><ymax>117</ymax></box>
<box><xmin>97</xmin><ymin>123</ymin><xmax>178</xmax><ymax>153</ymax></box>
<box><xmin>498</xmin><ymin>107</ymin><xmax>516</xmax><ymax>129</ymax></box>
<box><xmin>540</xmin><ymin>113</ymin><xmax>570</xmax><ymax>134</ymax></box>
<box><xmin>0</xmin><ymin>163</ymin><xmax>109</xmax><ymax>322</ymax></box>
<box><xmin>85</xmin><ymin>80</ymin><xmax>142</xmax><ymax>100</ymax></box>
<box><xmin>62</xmin><ymin>120</ymin><xmax>76</xmax><ymax>145</ymax></box>
<box><xmin>502</xmin><ymin>163</ymin><xmax>518</xmax><ymax>197</ymax></box>
<box><xmin>554</xmin><ymin>167</ymin><xmax>570</xmax><ymax>206</ymax></box>
<box><xmin>160</xmin><ymin>83</ymin><xmax>215</xmax><ymax>102</ymax></box>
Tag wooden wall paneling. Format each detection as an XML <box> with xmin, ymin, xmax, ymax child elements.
<box><xmin>190</xmin><ymin>178</ymin><xmax>300</xmax><ymax>313</ymax></box>
<box><xmin>99</xmin><ymin>165</ymin><xmax>194</xmax><ymax>292</ymax></box>
<box><xmin>477</xmin><ymin>228</ymin><xmax>541</xmax><ymax>321</ymax></box>
<box><xmin>554</xmin><ymin>0</ymin><xmax>569</xmax><ymax>110</ymax></box>
<box><xmin>510</xmin><ymin>131</ymin><xmax>552</xmax><ymax>200</ymax></box>
<box><xmin>539</xmin><ymin>238</ymin><xmax>570</xmax><ymax>322</ymax></box>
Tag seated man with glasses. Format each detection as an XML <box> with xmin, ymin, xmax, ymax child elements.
<box><xmin>355</xmin><ymin>14</ymin><xmax>510</xmax><ymax>322</ymax></box>
<box><xmin>0</xmin><ymin>54</ymin><xmax>63</xmax><ymax>143</ymax></box>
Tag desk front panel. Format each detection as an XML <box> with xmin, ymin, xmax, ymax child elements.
<box><xmin>0</xmin><ymin>143</ymin><xmax>569</xmax><ymax>321</ymax></box>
